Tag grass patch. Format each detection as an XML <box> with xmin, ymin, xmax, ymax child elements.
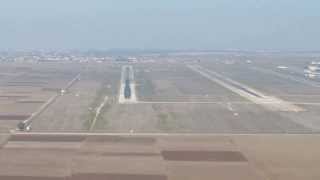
<box><xmin>135</xmin><ymin>70</ymin><xmax>155</xmax><ymax>100</ymax></box>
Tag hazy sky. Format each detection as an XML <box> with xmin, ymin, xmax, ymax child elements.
<box><xmin>1</xmin><ymin>0</ymin><xmax>319</xmax><ymax>51</ymax></box>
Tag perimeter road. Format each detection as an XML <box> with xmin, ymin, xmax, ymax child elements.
<box><xmin>89</xmin><ymin>96</ymin><xmax>109</xmax><ymax>131</ymax></box>
<box><xmin>12</xmin><ymin>132</ymin><xmax>320</xmax><ymax>136</ymax></box>
<box><xmin>19</xmin><ymin>73</ymin><xmax>81</xmax><ymax>130</ymax></box>
<box><xmin>139</xmin><ymin>101</ymin><xmax>320</xmax><ymax>106</ymax></box>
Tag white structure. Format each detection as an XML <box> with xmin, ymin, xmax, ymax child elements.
<box><xmin>304</xmin><ymin>62</ymin><xmax>320</xmax><ymax>79</ymax></box>
<box><xmin>60</xmin><ymin>89</ymin><xmax>66</xmax><ymax>96</ymax></box>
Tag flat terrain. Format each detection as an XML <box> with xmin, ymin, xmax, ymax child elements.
<box><xmin>0</xmin><ymin>63</ymin><xmax>83</xmax><ymax>130</ymax></box>
<box><xmin>0</xmin><ymin>132</ymin><xmax>320</xmax><ymax>180</ymax></box>
<box><xmin>0</xmin><ymin>53</ymin><xmax>320</xmax><ymax>133</ymax></box>
<box><xmin>31</xmin><ymin>63</ymin><xmax>120</xmax><ymax>131</ymax></box>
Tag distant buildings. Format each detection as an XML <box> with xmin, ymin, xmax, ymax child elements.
<box><xmin>304</xmin><ymin>61</ymin><xmax>320</xmax><ymax>79</ymax></box>
<box><xmin>115</xmin><ymin>57</ymin><xmax>138</xmax><ymax>63</ymax></box>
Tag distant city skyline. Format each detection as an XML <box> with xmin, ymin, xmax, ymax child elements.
<box><xmin>1</xmin><ymin>0</ymin><xmax>320</xmax><ymax>51</ymax></box>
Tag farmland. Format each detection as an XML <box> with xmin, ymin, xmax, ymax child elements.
<box><xmin>0</xmin><ymin>53</ymin><xmax>319</xmax><ymax>134</ymax></box>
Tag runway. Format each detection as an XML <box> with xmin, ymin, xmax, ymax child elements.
<box><xmin>188</xmin><ymin>64</ymin><xmax>304</xmax><ymax>112</ymax></box>
<box><xmin>118</xmin><ymin>65</ymin><xmax>138</xmax><ymax>104</ymax></box>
